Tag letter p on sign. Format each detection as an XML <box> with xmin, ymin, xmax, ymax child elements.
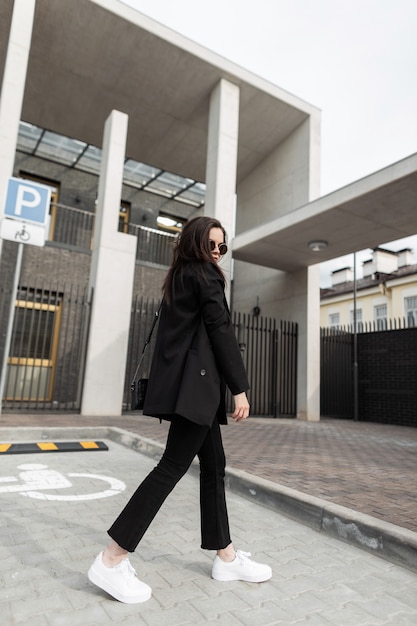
<box><xmin>15</xmin><ymin>185</ymin><xmax>42</xmax><ymax>216</ymax></box>
<box><xmin>3</xmin><ymin>178</ymin><xmax>51</xmax><ymax>226</ymax></box>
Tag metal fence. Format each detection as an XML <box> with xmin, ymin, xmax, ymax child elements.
<box><xmin>124</xmin><ymin>295</ymin><xmax>162</xmax><ymax>408</ymax></box>
<box><xmin>0</xmin><ymin>281</ymin><xmax>91</xmax><ymax>411</ymax></box>
<box><xmin>320</xmin><ymin>327</ymin><xmax>353</xmax><ymax>419</ymax></box>
<box><xmin>124</xmin><ymin>300</ymin><xmax>298</xmax><ymax>417</ymax></box>
<box><xmin>227</xmin><ymin>313</ymin><xmax>298</xmax><ymax>416</ymax></box>
<box><xmin>326</xmin><ymin>316</ymin><xmax>417</xmax><ymax>334</ymax></box>
<box><xmin>1</xmin><ymin>278</ymin><xmax>298</xmax><ymax>417</ymax></box>
<box><xmin>276</xmin><ymin>320</ymin><xmax>298</xmax><ymax>415</ymax></box>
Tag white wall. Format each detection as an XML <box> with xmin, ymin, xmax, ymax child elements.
<box><xmin>233</xmin><ymin>115</ymin><xmax>321</xmax><ymax>420</ymax></box>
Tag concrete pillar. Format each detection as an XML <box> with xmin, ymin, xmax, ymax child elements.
<box><xmin>81</xmin><ymin>110</ymin><xmax>137</xmax><ymax>416</ymax></box>
<box><xmin>205</xmin><ymin>79</ymin><xmax>240</xmax><ymax>300</ymax></box>
<box><xmin>0</xmin><ymin>0</ymin><xmax>36</xmax><ymax>259</ymax></box>
<box><xmin>304</xmin><ymin>264</ymin><xmax>321</xmax><ymax>421</ymax></box>
<box><xmin>302</xmin><ymin>113</ymin><xmax>321</xmax><ymax>421</ymax></box>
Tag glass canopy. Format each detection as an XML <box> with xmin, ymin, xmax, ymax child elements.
<box><xmin>17</xmin><ymin>121</ymin><xmax>206</xmax><ymax>208</ymax></box>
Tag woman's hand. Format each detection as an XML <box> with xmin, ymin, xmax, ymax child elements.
<box><xmin>231</xmin><ymin>392</ymin><xmax>250</xmax><ymax>422</ymax></box>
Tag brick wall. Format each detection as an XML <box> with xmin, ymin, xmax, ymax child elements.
<box><xmin>358</xmin><ymin>328</ymin><xmax>417</xmax><ymax>427</ymax></box>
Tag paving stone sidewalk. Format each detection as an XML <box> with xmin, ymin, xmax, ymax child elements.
<box><xmin>1</xmin><ymin>438</ymin><xmax>416</xmax><ymax>625</ymax></box>
<box><xmin>2</xmin><ymin>413</ymin><xmax>416</xmax><ymax>532</ymax></box>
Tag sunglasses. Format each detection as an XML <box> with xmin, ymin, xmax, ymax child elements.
<box><xmin>209</xmin><ymin>240</ymin><xmax>228</xmax><ymax>256</ymax></box>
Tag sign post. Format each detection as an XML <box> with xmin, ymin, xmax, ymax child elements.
<box><xmin>0</xmin><ymin>178</ymin><xmax>52</xmax><ymax>414</ymax></box>
<box><xmin>0</xmin><ymin>243</ymin><xmax>23</xmax><ymax>415</ymax></box>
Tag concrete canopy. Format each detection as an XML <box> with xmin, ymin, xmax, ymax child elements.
<box><xmin>0</xmin><ymin>0</ymin><xmax>315</xmax><ymax>185</ymax></box>
<box><xmin>233</xmin><ymin>152</ymin><xmax>417</xmax><ymax>272</ymax></box>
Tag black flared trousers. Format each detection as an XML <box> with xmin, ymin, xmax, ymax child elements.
<box><xmin>108</xmin><ymin>416</ymin><xmax>232</xmax><ymax>552</ymax></box>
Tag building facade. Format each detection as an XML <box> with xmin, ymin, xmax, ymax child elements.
<box><xmin>320</xmin><ymin>248</ymin><xmax>417</xmax><ymax>329</ymax></box>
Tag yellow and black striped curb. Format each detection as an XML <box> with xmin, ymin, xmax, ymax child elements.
<box><xmin>0</xmin><ymin>441</ymin><xmax>108</xmax><ymax>454</ymax></box>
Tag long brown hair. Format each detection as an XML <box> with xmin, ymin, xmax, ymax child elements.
<box><xmin>163</xmin><ymin>216</ymin><xmax>226</xmax><ymax>302</ymax></box>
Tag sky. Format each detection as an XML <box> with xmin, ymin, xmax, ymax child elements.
<box><xmin>120</xmin><ymin>0</ymin><xmax>417</xmax><ymax>286</ymax></box>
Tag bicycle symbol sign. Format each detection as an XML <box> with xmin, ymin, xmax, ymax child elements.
<box><xmin>0</xmin><ymin>463</ymin><xmax>126</xmax><ymax>501</ymax></box>
<box><xmin>0</xmin><ymin>217</ymin><xmax>47</xmax><ymax>247</ymax></box>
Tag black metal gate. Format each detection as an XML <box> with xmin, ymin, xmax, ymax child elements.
<box><xmin>124</xmin><ymin>295</ymin><xmax>162</xmax><ymax>409</ymax></box>
<box><xmin>0</xmin><ymin>281</ymin><xmax>91</xmax><ymax>411</ymax></box>
<box><xmin>229</xmin><ymin>313</ymin><xmax>297</xmax><ymax>416</ymax></box>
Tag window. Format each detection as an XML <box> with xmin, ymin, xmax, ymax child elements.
<box><xmin>6</xmin><ymin>288</ymin><xmax>62</xmax><ymax>401</ymax></box>
<box><xmin>350</xmin><ymin>308</ymin><xmax>362</xmax><ymax>323</ymax></box>
<box><xmin>119</xmin><ymin>201</ymin><xmax>131</xmax><ymax>234</ymax></box>
<box><xmin>329</xmin><ymin>313</ymin><xmax>340</xmax><ymax>328</ymax></box>
<box><xmin>157</xmin><ymin>213</ymin><xmax>185</xmax><ymax>233</ymax></box>
<box><xmin>404</xmin><ymin>295</ymin><xmax>417</xmax><ymax>326</ymax></box>
<box><xmin>374</xmin><ymin>304</ymin><xmax>387</xmax><ymax>330</ymax></box>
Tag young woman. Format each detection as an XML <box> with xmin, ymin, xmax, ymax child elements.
<box><xmin>88</xmin><ymin>216</ymin><xmax>272</xmax><ymax>603</ymax></box>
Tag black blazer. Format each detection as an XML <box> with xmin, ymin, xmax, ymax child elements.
<box><xmin>143</xmin><ymin>262</ymin><xmax>249</xmax><ymax>426</ymax></box>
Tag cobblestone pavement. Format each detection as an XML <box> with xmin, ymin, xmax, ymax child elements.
<box><xmin>1</xmin><ymin>437</ymin><xmax>416</xmax><ymax>625</ymax></box>
<box><xmin>2</xmin><ymin>413</ymin><xmax>417</xmax><ymax>532</ymax></box>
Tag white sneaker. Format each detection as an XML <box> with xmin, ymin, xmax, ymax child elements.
<box><xmin>88</xmin><ymin>552</ymin><xmax>152</xmax><ymax>604</ymax></box>
<box><xmin>212</xmin><ymin>549</ymin><xmax>272</xmax><ymax>583</ymax></box>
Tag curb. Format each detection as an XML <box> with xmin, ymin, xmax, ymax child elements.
<box><xmin>224</xmin><ymin>466</ymin><xmax>417</xmax><ymax>574</ymax></box>
<box><xmin>2</xmin><ymin>425</ymin><xmax>417</xmax><ymax>573</ymax></box>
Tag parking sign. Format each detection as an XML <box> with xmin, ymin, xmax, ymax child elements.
<box><xmin>3</xmin><ymin>178</ymin><xmax>51</xmax><ymax>226</ymax></box>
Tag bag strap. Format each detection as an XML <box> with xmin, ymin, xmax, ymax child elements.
<box><xmin>131</xmin><ymin>301</ymin><xmax>162</xmax><ymax>385</ymax></box>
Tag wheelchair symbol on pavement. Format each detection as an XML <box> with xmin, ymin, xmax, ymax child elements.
<box><xmin>0</xmin><ymin>463</ymin><xmax>126</xmax><ymax>501</ymax></box>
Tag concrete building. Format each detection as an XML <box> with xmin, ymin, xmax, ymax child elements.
<box><xmin>321</xmin><ymin>247</ymin><xmax>417</xmax><ymax>328</ymax></box>
<box><xmin>1</xmin><ymin>0</ymin><xmax>417</xmax><ymax>420</ymax></box>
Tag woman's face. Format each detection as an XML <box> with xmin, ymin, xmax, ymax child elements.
<box><xmin>208</xmin><ymin>227</ymin><xmax>226</xmax><ymax>264</ymax></box>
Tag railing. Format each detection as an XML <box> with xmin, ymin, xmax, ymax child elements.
<box><xmin>50</xmin><ymin>203</ymin><xmax>95</xmax><ymax>250</ymax></box>
<box><xmin>49</xmin><ymin>203</ymin><xmax>175</xmax><ymax>266</ymax></box>
<box><xmin>126</xmin><ymin>223</ymin><xmax>175</xmax><ymax>266</ymax></box>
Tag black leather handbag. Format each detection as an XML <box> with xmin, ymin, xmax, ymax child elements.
<box><xmin>131</xmin><ymin>377</ymin><xmax>148</xmax><ymax>411</ymax></box>
<box><xmin>130</xmin><ymin>303</ymin><xmax>162</xmax><ymax>410</ymax></box>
